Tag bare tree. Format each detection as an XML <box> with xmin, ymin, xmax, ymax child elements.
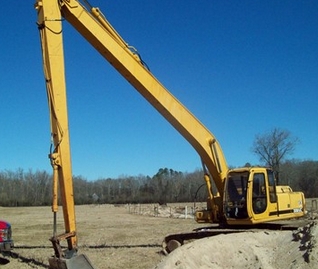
<box><xmin>252</xmin><ymin>128</ymin><xmax>299</xmax><ymax>184</ymax></box>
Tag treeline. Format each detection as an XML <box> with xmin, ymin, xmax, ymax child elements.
<box><xmin>72</xmin><ymin>168</ymin><xmax>206</xmax><ymax>205</ymax></box>
<box><xmin>0</xmin><ymin>168</ymin><xmax>207</xmax><ymax>206</ymax></box>
<box><xmin>0</xmin><ymin>160</ymin><xmax>317</xmax><ymax>207</ymax></box>
<box><xmin>279</xmin><ymin>159</ymin><xmax>318</xmax><ymax>198</ymax></box>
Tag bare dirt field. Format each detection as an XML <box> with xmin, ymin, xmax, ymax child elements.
<box><xmin>0</xmin><ymin>204</ymin><xmax>199</xmax><ymax>269</ymax></box>
<box><xmin>0</xmin><ymin>200</ymin><xmax>317</xmax><ymax>269</ymax></box>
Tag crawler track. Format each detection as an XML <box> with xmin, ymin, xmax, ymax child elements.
<box><xmin>162</xmin><ymin>218</ymin><xmax>313</xmax><ymax>254</ymax></box>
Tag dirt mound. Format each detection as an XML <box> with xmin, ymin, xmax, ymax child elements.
<box><xmin>154</xmin><ymin>221</ymin><xmax>318</xmax><ymax>269</ymax></box>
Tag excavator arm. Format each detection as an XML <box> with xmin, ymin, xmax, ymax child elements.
<box><xmin>35</xmin><ymin>0</ymin><xmax>229</xmax><ymax>267</ymax></box>
<box><xmin>36</xmin><ymin>0</ymin><xmax>77</xmax><ymax>253</ymax></box>
<box><xmin>56</xmin><ymin>0</ymin><xmax>229</xmax><ymax>190</ymax></box>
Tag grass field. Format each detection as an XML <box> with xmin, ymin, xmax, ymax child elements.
<box><xmin>0</xmin><ymin>204</ymin><xmax>200</xmax><ymax>269</ymax></box>
<box><xmin>1</xmin><ymin>199</ymin><xmax>316</xmax><ymax>269</ymax></box>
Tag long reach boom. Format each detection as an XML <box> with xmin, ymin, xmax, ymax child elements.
<box><xmin>35</xmin><ymin>0</ymin><xmax>305</xmax><ymax>268</ymax></box>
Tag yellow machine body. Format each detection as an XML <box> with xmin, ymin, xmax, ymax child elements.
<box><xmin>35</xmin><ymin>0</ymin><xmax>306</xmax><ymax>267</ymax></box>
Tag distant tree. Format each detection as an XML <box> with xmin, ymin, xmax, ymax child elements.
<box><xmin>252</xmin><ymin>128</ymin><xmax>299</xmax><ymax>184</ymax></box>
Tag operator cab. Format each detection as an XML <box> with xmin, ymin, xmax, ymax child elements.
<box><xmin>223</xmin><ymin>168</ymin><xmax>277</xmax><ymax>222</ymax></box>
<box><xmin>224</xmin><ymin>170</ymin><xmax>249</xmax><ymax>219</ymax></box>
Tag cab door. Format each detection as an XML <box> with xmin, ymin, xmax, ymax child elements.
<box><xmin>251</xmin><ymin>172</ymin><xmax>267</xmax><ymax>217</ymax></box>
<box><xmin>250</xmin><ymin>169</ymin><xmax>278</xmax><ymax>221</ymax></box>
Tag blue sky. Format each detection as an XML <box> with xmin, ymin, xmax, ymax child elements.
<box><xmin>1</xmin><ymin>1</ymin><xmax>317</xmax><ymax>180</ymax></box>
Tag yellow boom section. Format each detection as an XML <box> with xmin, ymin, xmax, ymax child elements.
<box><xmin>60</xmin><ymin>0</ymin><xmax>229</xmax><ymax>193</ymax></box>
<box><xmin>36</xmin><ymin>0</ymin><xmax>77</xmax><ymax>251</ymax></box>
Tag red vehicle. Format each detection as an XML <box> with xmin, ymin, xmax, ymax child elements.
<box><xmin>0</xmin><ymin>220</ymin><xmax>13</xmax><ymax>253</ymax></box>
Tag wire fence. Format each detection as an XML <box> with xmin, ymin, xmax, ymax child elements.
<box><xmin>127</xmin><ymin>203</ymin><xmax>206</xmax><ymax>219</ymax></box>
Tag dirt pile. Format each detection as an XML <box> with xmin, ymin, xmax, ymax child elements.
<box><xmin>154</xmin><ymin>221</ymin><xmax>318</xmax><ymax>269</ymax></box>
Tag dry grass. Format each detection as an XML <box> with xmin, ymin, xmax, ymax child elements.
<box><xmin>1</xmin><ymin>199</ymin><xmax>316</xmax><ymax>269</ymax></box>
<box><xmin>0</xmin><ymin>204</ymin><xmax>199</xmax><ymax>269</ymax></box>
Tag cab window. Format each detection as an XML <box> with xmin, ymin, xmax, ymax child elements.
<box><xmin>252</xmin><ymin>173</ymin><xmax>267</xmax><ymax>214</ymax></box>
<box><xmin>267</xmin><ymin>170</ymin><xmax>277</xmax><ymax>203</ymax></box>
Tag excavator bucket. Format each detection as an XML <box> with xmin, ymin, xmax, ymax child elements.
<box><xmin>49</xmin><ymin>254</ymin><xmax>96</xmax><ymax>269</ymax></box>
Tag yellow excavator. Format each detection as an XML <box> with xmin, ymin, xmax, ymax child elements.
<box><xmin>35</xmin><ymin>0</ymin><xmax>306</xmax><ymax>268</ymax></box>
